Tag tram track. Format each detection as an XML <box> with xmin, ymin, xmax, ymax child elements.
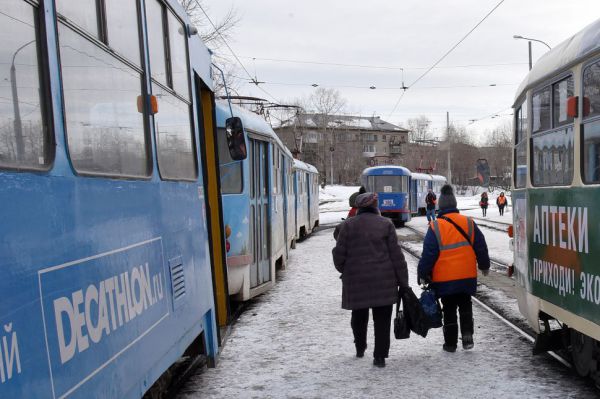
<box><xmin>397</xmin><ymin>227</ymin><xmax>572</xmax><ymax>370</ymax></box>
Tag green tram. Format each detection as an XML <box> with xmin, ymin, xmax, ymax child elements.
<box><xmin>511</xmin><ymin>18</ymin><xmax>600</xmax><ymax>382</ymax></box>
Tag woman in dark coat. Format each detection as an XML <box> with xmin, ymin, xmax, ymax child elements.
<box><xmin>332</xmin><ymin>192</ymin><xmax>409</xmax><ymax>368</ymax></box>
<box><xmin>480</xmin><ymin>192</ymin><xmax>489</xmax><ymax>217</ymax></box>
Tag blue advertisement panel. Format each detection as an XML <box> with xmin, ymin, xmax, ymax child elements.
<box><xmin>38</xmin><ymin>238</ymin><xmax>169</xmax><ymax>398</ymax></box>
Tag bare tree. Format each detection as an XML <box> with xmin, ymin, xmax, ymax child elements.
<box><xmin>308</xmin><ymin>88</ymin><xmax>347</xmax><ymax>127</ymax></box>
<box><xmin>407</xmin><ymin>115</ymin><xmax>433</xmax><ymax>143</ymax></box>
<box><xmin>178</xmin><ymin>0</ymin><xmax>240</xmax><ymax>49</ymax></box>
<box><xmin>178</xmin><ymin>0</ymin><xmax>241</xmax><ymax>96</ymax></box>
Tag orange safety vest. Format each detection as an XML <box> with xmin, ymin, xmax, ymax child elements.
<box><xmin>430</xmin><ymin>213</ymin><xmax>477</xmax><ymax>283</ymax></box>
<box><xmin>498</xmin><ymin>196</ymin><xmax>506</xmax><ymax>205</ymax></box>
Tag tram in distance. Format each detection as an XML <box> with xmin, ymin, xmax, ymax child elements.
<box><xmin>510</xmin><ymin>17</ymin><xmax>600</xmax><ymax>384</ymax></box>
<box><xmin>215</xmin><ymin>101</ymin><xmax>319</xmax><ymax>302</ymax></box>
<box><xmin>361</xmin><ymin>165</ymin><xmax>412</xmax><ymax>227</ymax></box>
<box><xmin>409</xmin><ymin>173</ymin><xmax>447</xmax><ymax>216</ymax></box>
<box><xmin>0</xmin><ymin>0</ymin><xmax>256</xmax><ymax>397</ymax></box>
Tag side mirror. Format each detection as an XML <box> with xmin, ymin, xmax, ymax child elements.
<box><xmin>225</xmin><ymin>116</ymin><xmax>247</xmax><ymax>160</ymax></box>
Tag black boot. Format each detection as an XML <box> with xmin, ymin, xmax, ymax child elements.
<box><xmin>443</xmin><ymin>323</ymin><xmax>458</xmax><ymax>352</ymax></box>
<box><xmin>460</xmin><ymin>312</ymin><xmax>474</xmax><ymax>350</ymax></box>
<box><xmin>373</xmin><ymin>357</ymin><xmax>386</xmax><ymax>367</ymax></box>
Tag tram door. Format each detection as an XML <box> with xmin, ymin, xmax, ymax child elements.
<box><xmin>249</xmin><ymin>138</ymin><xmax>271</xmax><ymax>287</ymax></box>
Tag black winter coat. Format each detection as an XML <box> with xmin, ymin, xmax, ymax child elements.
<box><xmin>332</xmin><ymin>208</ymin><xmax>409</xmax><ymax>310</ymax></box>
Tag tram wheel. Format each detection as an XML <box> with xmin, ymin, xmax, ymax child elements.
<box><xmin>571</xmin><ymin>329</ymin><xmax>594</xmax><ymax>376</ymax></box>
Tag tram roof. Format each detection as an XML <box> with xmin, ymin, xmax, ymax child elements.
<box><xmin>215</xmin><ymin>101</ymin><xmax>293</xmax><ymax>158</ymax></box>
<box><xmin>293</xmin><ymin>159</ymin><xmax>318</xmax><ymax>174</ymax></box>
<box><xmin>514</xmin><ymin>18</ymin><xmax>600</xmax><ymax>103</ymax></box>
<box><xmin>410</xmin><ymin>173</ymin><xmax>433</xmax><ymax>180</ymax></box>
<box><xmin>362</xmin><ymin>165</ymin><xmax>411</xmax><ymax>176</ymax></box>
<box><xmin>431</xmin><ymin>175</ymin><xmax>447</xmax><ymax>182</ymax></box>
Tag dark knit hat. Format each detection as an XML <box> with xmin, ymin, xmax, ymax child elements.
<box><xmin>438</xmin><ymin>184</ymin><xmax>457</xmax><ymax>210</ymax></box>
<box><xmin>355</xmin><ymin>192</ymin><xmax>378</xmax><ymax>208</ymax></box>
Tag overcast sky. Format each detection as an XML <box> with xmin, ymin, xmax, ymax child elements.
<box><xmin>205</xmin><ymin>1</ymin><xmax>600</xmax><ymax>142</ymax></box>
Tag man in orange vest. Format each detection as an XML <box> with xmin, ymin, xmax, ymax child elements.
<box><xmin>496</xmin><ymin>192</ymin><xmax>507</xmax><ymax>216</ymax></box>
<box><xmin>417</xmin><ymin>184</ymin><xmax>490</xmax><ymax>352</ymax></box>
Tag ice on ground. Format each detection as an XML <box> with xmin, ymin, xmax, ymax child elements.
<box><xmin>178</xmin><ymin>231</ymin><xmax>595</xmax><ymax>399</ymax></box>
<box><xmin>319</xmin><ymin>185</ymin><xmax>359</xmax><ymax>214</ymax></box>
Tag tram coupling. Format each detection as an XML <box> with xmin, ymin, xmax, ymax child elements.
<box><xmin>532</xmin><ymin>312</ymin><xmax>570</xmax><ymax>355</ymax></box>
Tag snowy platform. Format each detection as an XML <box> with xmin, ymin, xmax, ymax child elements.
<box><xmin>178</xmin><ymin>230</ymin><xmax>596</xmax><ymax>398</ymax></box>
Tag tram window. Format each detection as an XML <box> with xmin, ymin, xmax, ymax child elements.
<box><xmin>583</xmin><ymin>120</ymin><xmax>600</xmax><ymax>183</ymax></box>
<box><xmin>216</xmin><ymin>128</ymin><xmax>242</xmax><ymax>193</ymax></box>
<box><xmin>167</xmin><ymin>11</ymin><xmax>189</xmax><ymax>99</ymax></box>
<box><xmin>56</xmin><ymin>0</ymin><xmax>99</xmax><ymax>37</ymax></box>
<box><xmin>368</xmin><ymin>175</ymin><xmax>408</xmax><ymax>192</ymax></box>
<box><xmin>552</xmin><ymin>76</ymin><xmax>574</xmax><ymax>127</ymax></box>
<box><xmin>515</xmin><ymin>141</ymin><xmax>527</xmax><ymax>188</ymax></box>
<box><xmin>59</xmin><ymin>24</ymin><xmax>148</xmax><ymax>177</ymax></box>
<box><xmin>0</xmin><ymin>2</ymin><xmax>52</xmax><ymax>171</ymax></box>
<box><xmin>146</xmin><ymin>0</ymin><xmax>168</xmax><ymax>86</ymax></box>
<box><xmin>262</xmin><ymin>142</ymin><xmax>268</xmax><ymax>195</ymax></box>
<box><xmin>583</xmin><ymin>61</ymin><xmax>600</xmax><ymax>119</ymax></box>
<box><xmin>105</xmin><ymin>0</ymin><xmax>141</xmax><ymax>66</ymax></box>
<box><xmin>532</xmin><ymin>127</ymin><xmax>574</xmax><ymax>186</ymax></box>
<box><xmin>153</xmin><ymin>84</ymin><xmax>196</xmax><ymax>180</ymax></box>
<box><xmin>532</xmin><ymin>87</ymin><xmax>551</xmax><ymax>134</ymax></box>
<box><xmin>514</xmin><ymin>100</ymin><xmax>528</xmax><ymax>188</ymax></box>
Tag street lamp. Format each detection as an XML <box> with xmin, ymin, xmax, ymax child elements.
<box><xmin>513</xmin><ymin>35</ymin><xmax>551</xmax><ymax>71</ymax></box>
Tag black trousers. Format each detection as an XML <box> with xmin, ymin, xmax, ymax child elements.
<box><xmin>499</xmin><ymin>205</ymin><xmax>505</xmax><ymax>215</ymax></box>
<box><xmin>351</xmin><ymin>305</ymin><xmax>393</xmax><ymax>358</ymax></box>
<box><xmin>440</xmin><ymin>294</ymin><xmax>473</xmax><ymax>346</ymax></box>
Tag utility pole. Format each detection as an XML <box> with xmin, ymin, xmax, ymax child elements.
<box><xmin>446</xmin><ymin>111</ymin><xmax>452</xmax><ymax>185</ymax></box>
<box><xmin>528</xmin><ymin>41</ymin><xmax>532</xmax><ymax>70</ymax></box>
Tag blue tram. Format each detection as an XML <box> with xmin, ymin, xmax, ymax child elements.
<box><xmin>0</xmin><ymin>1</ymin><xmax>238</xmax><ymax>397</ymax></box>
<box><xmin>293</xmin><ymin>159</ymin><xmax>320</xmax><ymax>239</ymax></box>
<box><xmin>361</xmin><ymin>166</ymin><xmax>412</xmax><ymax>227</ymax></box>
<box><xmin>215</xmin><ymin>102</ymin><xmax>319</xmax><ymax>302</ymax></box>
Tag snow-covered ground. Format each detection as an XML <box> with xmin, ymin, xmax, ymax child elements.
<box><xmin>318</xmin><ymin>185</ymin><xmax>360</xmax><ymax>225</ymax></box>
<box><xmin>178</xmin><ymin>230</ymin><xmax>596</xmax><ymax>398</ymax></box>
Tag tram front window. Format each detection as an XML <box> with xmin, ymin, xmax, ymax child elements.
<box><xmin>367</xmin><ymin>175</ymin><xmax>408</xmax><ymax>193</ymax></box>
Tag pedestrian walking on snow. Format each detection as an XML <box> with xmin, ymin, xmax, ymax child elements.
<box><xmin>332</xmin><ymin>192</ymin><xmax>409</xmax><ymax>368</ymax></box>
<box><xmin>417</xmin><ymin>185</ymin><xmax>490</xmax><ymax>352</ymax></box>
<box><xmin>425</xmin><ymin>188</ymin><xmax>437</xmax><ymax>222</ymax></box>
<box><xmin>347</xmin><ymin>186</ymin><xmax>366</xmax><ymax>219</ymax></box>
<box><xmin>479</xmin><ymin>192</ymin><xmax>489</xmax><ymax>217</ymax></box>
<box><xmin>496</xmin><ymin>192</ymin><xmax>507</xmax><ymax>216</ymax></box>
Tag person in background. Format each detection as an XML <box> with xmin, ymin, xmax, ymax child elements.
<box><xmin>418</xmin><ymin>185</ymin><xmax>490</xmax><ymax>353</ymax></box>
<box><xmin>496</xmin><ymin>192</ymin><xmax>507</xmax><ymax>216</ymax></box>
<box><xmin>425</xmin><ymin>188</ymin><xmax>437</xmax><ymax>223</ymax></box>
<box><xmin>332</xmin><ymin>192</ymin><xmax>408</xmax><ymax>368</ymax></box>
<box><xmin>479</xmin><ymin>191</ymin><xmax>489</xmax><ymax>217</ymax></box>
<box><xmin>347</xmin><ymin>186</ymin><xmax>366</xmax><ymax>219</ymax></box>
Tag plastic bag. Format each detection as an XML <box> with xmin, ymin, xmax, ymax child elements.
<box><xmin>419</xmin><ymin>288</ymin><xmax>443</xmax><ymax>329</ymax></box>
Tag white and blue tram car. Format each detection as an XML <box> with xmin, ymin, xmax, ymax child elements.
<box><xmin>215</xmin><ymin>102</ymin><xmax>319</xmax><ymax>302</ymax></box>
<box><xmin>361</xmin><ymin>166</ymin><xmax>411</xmax><ymax>227</ymax></box>
<box><xmin>0</xmin><ymin>1</ymin><xmax>238</xmax><ymax>397</ymax></box>
<box><xmin>510</xmin><ymin>18</ymin><xmax>600</xmax><ymax>384</ymax></box>
<box><xmin>409</xmin><ymin>172</ymin><xmax>433</xmax><ymax>215</ymax></box>
<box><xmin>293</xmin><ymin>159</ymin><xmax>320</xmax><ymax>240</ymax></box>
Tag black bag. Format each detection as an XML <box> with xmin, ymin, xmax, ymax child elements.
<box><xmin>419</xmin><ymin>287</ymin><xmax>443</xmax><ymax>329</ymax></box>
<box><xmin>394</xmin><ymin>290</ymin><xmax>411</xmax><ymax>339</ymax></box>
<box><xmin>401</xmin><ymin>286</ymin><xmax>430</xmax><ymax>337</ymax></box>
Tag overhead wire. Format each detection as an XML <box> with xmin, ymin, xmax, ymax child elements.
<box><xmin>239</xmin><ymin>56</ymin><xmax>526</xmax><ymax>71</ymax></box>
<box><xmin>387</xmin><ymin>0</ymin><xmax>506</xmax><ymax>117</ymax></box>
